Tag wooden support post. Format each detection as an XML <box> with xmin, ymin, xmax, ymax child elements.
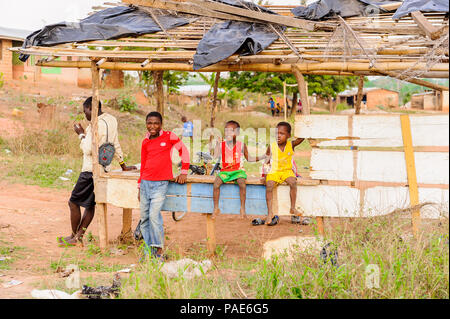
<box><xmin>411</xmin><ymin>11</ymin><xmax>441</xmax><ymax>40</ymax></box>
<box><xmin>283</xmin><ymin>81</ymin><xmax>287</xmax><ymax>121</ymax></box>
<box><xmin>354</xmin><ymin>75</ymin><xmax>365</xmax><ymax>114</ymax></box>
<box><xmin>316</xmin><ymin>217</ymin><xmax>325</xmax><ymax>236</ymax></box>
<box><xmin>292</xmin><ymin>66</ymin><xmax>310</xmax><ymax>115</ymax></box>
<box><xmin>206</xmin><ymin>214</ymin><xmax>216</xmax><ymax>256</ymax></box>
<box><xmin>210</xmin><ymin>72</ymin><xmax>220</xmax><ymax>128</ymax></box>
<box><xmin>91</xmin><ymin>61</ymin><xmax>109</xmax><ymax>249</ymax></box>
<box><xmin>153</xmin><ymin>70</ymin><xmax>164</xmax><ymax>116</ymax></box>
<box><xmin>400</xmin><ymin>115</ymin><xmax>420</xmax><ymax>236</ymax></box>
<box><xmin>119</xmin><ymin>208</ymin><xmax>133</xmax><ymax>243</ymax></box>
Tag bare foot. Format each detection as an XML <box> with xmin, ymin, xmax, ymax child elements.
<box><xmin>212</xmin><ymin>208</ymin><xmax>221</xmax><ymax>220</ymax></box>
<box><xmin>290</xmin><ymin>208</ymin><xmax>301</xmax><ymax>216</ymax></box>
<box><xmin>239</xmin><ymin>208</ymin><xmax>247</xmax><ymax>219</ymax></box>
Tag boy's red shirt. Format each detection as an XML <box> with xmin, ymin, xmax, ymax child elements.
<box><xmin>138</xmin><ymin>130</ymin><xmax>190</xmax><ymax>186</ymax></box>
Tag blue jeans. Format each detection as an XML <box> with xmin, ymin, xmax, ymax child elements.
<box><xmin>139</xmin><ymin>180</ymin><xmax>169</xmax><ymax>254</ymax></box>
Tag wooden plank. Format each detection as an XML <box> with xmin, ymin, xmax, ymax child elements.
<box><xmin>96</xmin><ymin>203</ymin><xmax>109</xmax><ymax>248</ymax></box>
<box><xmin>105</xmin><ymin>172</ymin><xmax>320</xmax><ymax>186</ymax></box>
<box><xmin>278</xmin><ymin>185</ymin><xmax>448</xmax><ymax>218</ymax></box>
<box><xmin>277</xmin><ymin>185</ymin><xmax>361</xmax><ymax>217</ymax></box>
<box><xmin>400</xmin><ymin>115</ymin><xmax>420</xmax><ymax>236</ymax></box>
<box><xmin>123</xmin><ymin>0</ymin><xmax>256</xmax><ymax>23</ymax></box>
<box><xmin>90</xmin><ymin>61</ymin><xmax>101</xmax><ymax>179</ymax></box>
<box><xmin>119</xmin><ymin>208</ymin><xmax>133</xmax><ymax>242</ymax></box>
<box><xmin>292</xmin><ymin>66</ymin><xmax>311</xmax><ymax>115</ymax></box>
<box><xmin>354</xmin><ymin>75</ymin><xmax>364</xmax><ymax>114</ymax></box>
<box><xmin>310</xmin><ymin>149</ymin><xmax>354</xmax><ymax>182</ymax></box>
<box><xmin>206</xmin><ymin>214</ymin><xmax>216</xmax><ymax>256</ymax></box>
<box><xmin>189</xmin><ymin>0</ymin><xmax>316</xmax><ymax>31</ymax></box>
<box><xmin>153</xmin><ymin>70</ymin><xmax>164</xmax><ymax>116</ymax></box>
<box><xmin>411</xmin><ymin>11</ymin><xmax>441</xmax><ymax>40</ymax></box>
<box><xmin>310</xmin><ymin>149</ymin><xmax>449</xmax><ymax>184</ymax></box>
<box><xmin>295</xmin><ymin>115</ymin><xmax>349</xmax><ymax>139</ymax></box>
<box><xmin>295</xmin><ymin>115</ymin><xmax>449</xmax><ymax>148</ymax></box>
<box><xmin>316</xmin><ymin>217</ymin><xmax>325</xmax><ymax>236</ymax></box>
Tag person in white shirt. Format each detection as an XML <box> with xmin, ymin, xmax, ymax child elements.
<box><xmin>57</xmin><ymin>97</ymin><xmax>136</xmax><ymax>246</ymax></box>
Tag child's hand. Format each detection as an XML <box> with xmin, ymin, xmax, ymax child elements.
<box><xmin>175</xmin><ymin>174</ymin><xmax>187</xmax><ymax>184</ymax></box>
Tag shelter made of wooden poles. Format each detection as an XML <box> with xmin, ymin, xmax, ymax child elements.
<box><xmin>13</xmin><ymin>0</ymin><xmax>449</xmax><ymax>249</ymax></box>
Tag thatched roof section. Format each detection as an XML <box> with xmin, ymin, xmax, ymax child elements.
<box><xmin>14</xmin><ymin>1</ymin><xmax>449</xmax><ymax>80</ymax></box>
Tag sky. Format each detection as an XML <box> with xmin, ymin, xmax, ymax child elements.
<box><xmin>0</xmin><ymin>0</ymin><xmax>312</xmax><ymax>31</ymax></box>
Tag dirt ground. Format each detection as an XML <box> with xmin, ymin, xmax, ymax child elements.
<box><xmin>0</xmin><ymin>180</ymin><xmax>311</xmax><ymax>298</ymax></box>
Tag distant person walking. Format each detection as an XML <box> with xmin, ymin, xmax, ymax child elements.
<box><xmin>269</xmin><ymin>97</ymin><xmax>275</xmax><ymax>117</ymax></box>
<box><xmin>181</xmin><ymin>116</ymin><xmax>193</xmax><ymax>141</ymax></box>
<box><xmin>297</xmin><ymin>99</ymin><xmax>303</xmax><ymax>113</ymax></box>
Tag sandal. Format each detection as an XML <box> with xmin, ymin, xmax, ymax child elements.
<box><xmin>267</xmin><ymin>216</ymin><xmax>279</xmax><ymax>226</ymax></box>
<box><xmin>252</xmin><ymin>218</ymin><xmax>266</xmax><ymax>226</ymax></box>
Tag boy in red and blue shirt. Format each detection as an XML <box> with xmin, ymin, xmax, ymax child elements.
<box><xmin>138</xmin><ymin>112</ymin><xmax>190</xmax><ymax>260</ymax></box>
<box><xmin>212</xmin><ymin>120</ymin><xmax>263</xmax><ymax>219</ymax></box>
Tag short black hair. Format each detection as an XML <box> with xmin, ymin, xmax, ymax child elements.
<box><xmin>225</xmin><ymin>120</ymin><xmax>240</xmax><ymax>131</ymax></box>
<box><xmin>83</xmin><ymin>96</ymin><xmax>102</xmax><ymax>110</ymax></box>
<box><xmin>146</xmin><ymin>111</ymin><xmax>163</xmax><ymax>123</ymax></box>
<box><xmin>277</xmin><ymin>121</ymin><xmax>291</xmax><ymax>134</ymax></box>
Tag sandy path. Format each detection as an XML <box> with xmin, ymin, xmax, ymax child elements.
<box><xmin>0</xmin><ymin>181</ymin><xmax>310</xmax><ymax>298</ymax></box>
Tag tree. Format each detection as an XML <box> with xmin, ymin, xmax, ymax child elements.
<box><xmin>222</xmin><ymin>72</ymin><xmax>359</xmax><ymax>114</ymax></box>
<box><xmin>139</xmin><ymin>70</ymin><xmax>189</xmax><ymax>98</ymax></box>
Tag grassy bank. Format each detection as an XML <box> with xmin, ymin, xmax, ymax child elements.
<box><xmin>118</xmin><ymin>216</ymin><xmax>448</xmax><ymax>299</ymax></box>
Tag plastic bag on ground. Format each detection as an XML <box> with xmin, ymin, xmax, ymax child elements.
<box><xmin>161</xmin><ymin>258</ymin><xmax>212</xmax><ymax>279</ymax></box>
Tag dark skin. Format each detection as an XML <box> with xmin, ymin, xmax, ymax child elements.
<box><xmin>138</xmin><ymin>115</ymin><xmax>187</xmax><ymax>256</ymax></box>
<box><xmin>212</xmin><ymin>123</ymin><xmax>263</xmax><ymax>219</ymax></box>
<box><xmin>58</xmin><ymin>104</ymin><xmax>137</xmax><ymax>246</ymax></box>
<box><xmin>264</xmin><ymin>125</ymin><xmax>304</xmax><ymax>223</ymax></box>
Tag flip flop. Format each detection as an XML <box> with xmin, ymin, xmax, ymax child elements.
<box><xmin>291</xmin><ymin>216</ymin><xmax>301</xmax><ymax>224</ymax></box>
<box><xmin>267</xmin><ymin>216</ymin><xmax>279</xmax><ymax>226</ymax></box>
<box><xmin>252</xmin><ymin>218</ymin><xmax>266</xmax><ymax>226</ymax></box>
<box><xmin>153</xmin><ymin>254</ymin><xmax>168</xmax><ymax>263</ymax></box>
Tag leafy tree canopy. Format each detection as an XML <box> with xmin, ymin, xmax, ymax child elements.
<box><xmin>221</xmin><ymin>72</ymin><xmax>359</xmax><ymax>98</ymax></box>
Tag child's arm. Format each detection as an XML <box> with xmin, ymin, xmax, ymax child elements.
<box><xmin>243</xmin><ymin>143</ymin><xmax>265</xmax><ymax>162</ymax></box>
<box><xmin>138</xmin><ymin>139</ymin><xmax>147</xmax><ymax>200</ymax></box>
<box><xmin>292</xmin><ymin>138</ymin><xmax>305</xmax><ymax>149</ymax></box>
<box><xmin>170</xmin><ymin>132</ymin><xmax>190</xmax><ymax>184</ymax></box>
<box><xmin>264</xmin><ymin>145</ymin><xmax>271</xmax><ymax>164</ymax></box>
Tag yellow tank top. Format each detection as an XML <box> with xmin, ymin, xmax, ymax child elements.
<box><xmin>269</xmin><ymin>141</ymin><xmax>294</xmax><ymax>173</ymax></box>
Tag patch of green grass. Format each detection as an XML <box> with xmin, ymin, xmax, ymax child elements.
<box><xmin>0</xmin><ymin>239</ymin><xmax>25</xmax><ymax>270</ymax></box>
<box><xmin>5</xmin><ymin>155</ymin><xmax>81</xmax><ymax>189</ymax></box>
<box><xmin>118</xmin><ymin>216</ymin><xmax>449</xmax><ymax>299</ymax></box>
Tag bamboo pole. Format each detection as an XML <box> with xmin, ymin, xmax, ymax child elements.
<box><xmin>374</xmin><ymin>69</ymin><xmax>449</xmax><ymax>91</ymax></box>
<box><xmin>354</xmin><ymin>76</ymin><xmax>365</xmax><ymax>114</ymax></box>
<box><xmin>292</xmin><ymin>66</ymin><xmax>310</xmax><ymax>115</ymax></box>
<box><xmin>283</xmin><ymin>81</ymin><xmax>287</xmax><ymax>121</ymax></box>
<box><xmin>153</xmin><ymin>70</ymin><xmax>164</xmax><ymax>116</ymax></box>
<box><xmin>210</xmin><ymin>72</ymin><xmax>220</xmax><ymax>128</ymax></box>
<box><xmin>35</xmin><ymin>60</ymin><xmax>449</xmax><ymax>74</ymax></box>
<box><xmin>90</xmin><ymin>61</ymin><xmax>109</xmax><ymax>249</ymax></box>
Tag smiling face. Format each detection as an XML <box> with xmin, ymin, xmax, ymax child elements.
<box><xmin>276</xmin><ymin>124</ymin><xmax>290</xmax><ymax>145</ymax></box>
<box><xmin>146</xmin><ymin>116</ymin><xmax>162</xmax><ymax>138</ymax></box>
<box><xmin>224</xmin><ymin>122</ymin><xmax>239</xmax><ymax>142</ymax></box>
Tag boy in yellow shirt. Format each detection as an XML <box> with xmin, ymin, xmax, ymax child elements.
<box><xmin>259</xmin><ymin>122</ymin><xmax>305</xmax><ymax>226</ymax></box>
